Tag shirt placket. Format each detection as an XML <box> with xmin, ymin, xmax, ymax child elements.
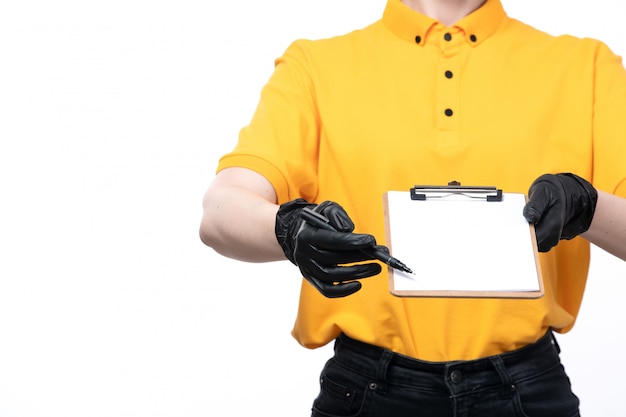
<box><xmin>433</xmin><ymin>27</ymin><xmax>463</xmax><ymax>147</ymax></box>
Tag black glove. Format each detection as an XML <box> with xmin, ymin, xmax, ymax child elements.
<box><xmin>523</xmin><ymin>173</ymin><xmax>597</xmax><ymax>252</ymax></box>
<box><xmin>275</xmin><ymin>198</ymin><xmax>384</xmax><ymax>298</ymax></box>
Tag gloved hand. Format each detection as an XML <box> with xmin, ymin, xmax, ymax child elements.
<box><xmin>523</xmin><ymin>173</ymin><xmax>597</xmax><ymax>252</ymax></box>
<box><xmin>275</xmin><ymin>198</ymin><xmax>384</xmax><ymax>298</ymax></box>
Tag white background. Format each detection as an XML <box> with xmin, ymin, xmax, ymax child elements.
<box><xmin>1</xmin><ymin>1</ymin><xmax>625</xmax><ymax>416</ymax></box>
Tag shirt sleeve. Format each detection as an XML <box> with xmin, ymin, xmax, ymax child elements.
<box><xmin>592</xmin><ymin>40</ymin><xmax>626</xmax><ymax>197</ymax></box>
<box><xmin>217</xmin><ymin>40</ymin><xmax>321</xmax><ymax>204</ymax></box>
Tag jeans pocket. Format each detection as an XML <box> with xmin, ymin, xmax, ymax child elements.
<box><xmin>311</xmin><ymin>359</ymin><xmax>373</xmax><ymax>417</ymax></box>
<box><xmin>513</xmin><ymin>363</ymin><xmax>580</xmax><ymax>417</ymax></box>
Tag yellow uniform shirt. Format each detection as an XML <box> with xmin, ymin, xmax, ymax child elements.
<box><xmin>217</xmin><ymin>0</ymin><xmax>626</xmax><ymax>361</ymax></box>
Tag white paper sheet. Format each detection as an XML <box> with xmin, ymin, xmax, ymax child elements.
<box><xmin>384</xmin><ymin>191</ymin><xmax>542</xmax><ymax>297</ymax></box>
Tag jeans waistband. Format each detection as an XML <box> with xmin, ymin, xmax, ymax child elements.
<box><xmin>333</xmin><ymin>331</ymin><xmax>561</xmax><ymax>395</ymax></box>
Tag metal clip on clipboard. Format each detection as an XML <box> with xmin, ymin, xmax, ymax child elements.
<box><xmin>410</xmin><ymin>181</ymin><xmax>503</xmax><ymax>202</ymax></box>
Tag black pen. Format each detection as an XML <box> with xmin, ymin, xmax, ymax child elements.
<box><xmin>300</xmin><ymin>207</ymin><xmax>414</xmax><ymax>275</ymax></box>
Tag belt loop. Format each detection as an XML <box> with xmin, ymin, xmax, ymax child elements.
<box><xmin>548</xmin><ymin>329</ymin><xmax>561</xmax><ymax>354</ymax></box>
<box><xmin>490</xmin><ymin>356</ymin><xmax>515</xmax><ymax>396</ymax></box>
<box><xmin>375</xmin><ymin>350</ymin><xmax>394</xmax><ymax>394</ymax></box>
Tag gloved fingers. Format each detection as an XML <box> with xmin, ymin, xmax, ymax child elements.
<box><xmin>323</xmin><ymin>263</ymin><xmax>382</xmax><ymax>281</ymax></box>
<box><xmin>300</xmin><ymin>261</ymin><xmax>382</xmax><ymax>283</ymax></box>
<box><xmin>525</xmin><ymin>197</ymin><xmax>563</xmax><ymax>252</ymax></box>
<box><xmin>305</xmin><ymin>276</ymin><xmax>362</xmax><ymax>298</ymax></box>
<box><xmin>522</xmin><ymin>199</ymin><xmax>545</xmax><ymax>224</ymax></box>
<box><xmin>315</xmin><ymin>201</ymin><xmax>354</xmax><ymax>232</ymax></box>
<box><xmin>305</xmin><ymin>248</ymin><xmax>381</xmax><ymax>265</ymax></box>
<box><xmin>533</xmin><ymin>215</ymin><xmax>562</xmax><ymax>252</ymax></box>
<box><xmin>312</xmin><ymin>245</ymin><xmax>390</xmax><ymax>265</ymax></box>
<box><xmin>523</xmin><ymin>176</ymin><xmax>565</xmax><ymax>252</ymax></box>
<box><xmin>523</xmin><ymin>178</ymin><xmax>557</xmax><ymax>223</ymax></box>
<box><xmin>298</xmin><ymin>227</ymin><xmax>377</xmax><ymax>251</ymax></box>
<box><xmin>373</xmin><ymin>245</ymin><xmax>390</xmax><ymax>255</ymax></box>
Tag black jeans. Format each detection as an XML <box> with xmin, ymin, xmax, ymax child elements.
<box><xmin>311</xmin><ymin>331</ymin><xmax>580</xmax><ymax>417</ymax></box>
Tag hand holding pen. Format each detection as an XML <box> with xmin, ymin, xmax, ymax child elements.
<box><xmin>275</xmin><ymin>199</ymin><xmax>407</xmax><ymax>298</ymax></box>
<box><xmin>300</xmin><ymin>208</ymin><xmax>413</xmax><ymax>275</ymax></box>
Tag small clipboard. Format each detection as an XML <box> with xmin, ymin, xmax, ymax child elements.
<box><xmin>383</xmin><ymin>182</ymin><xmax>544</xmax><ymax>298</ymax></box>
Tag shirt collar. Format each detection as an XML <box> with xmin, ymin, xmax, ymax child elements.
<box><xmin>382</xmin><ymin>0</ymin><xmax>507</xmax><ymax>47</ymax></box>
